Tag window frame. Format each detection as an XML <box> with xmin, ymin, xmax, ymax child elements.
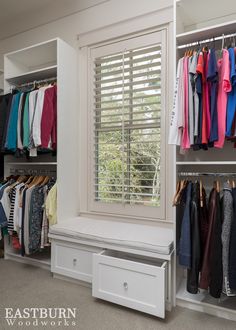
<box><xmin>86</xmin><ymin>29</ymin><xmax>167</xmax><ymax>220</ymax></box>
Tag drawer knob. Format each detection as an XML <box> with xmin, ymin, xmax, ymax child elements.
<box><xmin>123</xmin><ymin>282</ymin><xmax>128</xmax><ymax>290</ymax></box>
<box><xmin>73</xmin><ymin>258</ymin><xmax>77</xmax><ymax>266</ymax></box>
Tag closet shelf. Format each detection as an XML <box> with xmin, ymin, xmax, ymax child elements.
<box><xmin>5</xmin><ymin>65</ymin><xmax>57</xmax><ymax>85</ymax></box>
<box><xmin>176</xmin><ymin>19</ymin><xmax>236</xmax><ymax>46</ymax></box>
<box><xmin>6</xmin><ymin>162</ymin><xmax>57</xmax><ymax>166</ymax></box>
<box><xmin>176</xmin><ymin>161</ymin><xmax>236</xmax><ymax>165</ymax></box>
<box><xmin>5</xmin><ymin>251</ymin><xmax>51</xmax><ymax>268</ymax></box>
<box><xmin>176</xmin><ymin>278</ymin><xmax>236</xmax><ymax>321</ymax></box>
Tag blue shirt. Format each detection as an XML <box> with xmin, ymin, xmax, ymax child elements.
<box><xmin>5</xmin><ymin>92</ymin><xmax>21</xmax><ymax>151</ymax></box>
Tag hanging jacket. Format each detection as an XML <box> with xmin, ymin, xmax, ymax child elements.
<box><xmin>187</xmin><ymin>182</ymin><xmax>201</xmax><ymax>294</ymax></box>
<box><xmin>229</xmin><ymin>187</ymin><xmax>236</xmax><ymax>290</ymax></box>
<box><xmin>221</xmin><ymin>183</ymin><xmax>234</xmax><ymax>295</ymax></box>
<box><xmin>199</xmin><ymin>186</ymin><xmax>208</xmax><ymax>269</ymax></box>
<box><xmin>179</xmin><ymin>182</ymin><xmax>192</xmax><ymax>268</ymax></box>
<box><xmin>199</xmin><ymin>188</ymin><xmax>217</xmax><ymax>289</ymax></box>
<box><xmin>209</xmin><ymin>191</ymin><xmax>223</xmax><ymax>298</ymax></box>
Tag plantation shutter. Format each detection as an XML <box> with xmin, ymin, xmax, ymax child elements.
<box><xmin>90</xmin><ymin>30</ymin><xmax>166</xmax><ymax>219</ymax></box>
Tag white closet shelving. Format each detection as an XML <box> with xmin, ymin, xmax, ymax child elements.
<box><xmin>174</xmin><ymin>0</ymin><xmax>236</xmax><ymax>321</ymax></box>
<box><xmin>3</xmin><ymin>38</ymin><xmax>78</xmax><ymax>269</ymax></box>
<box><xmin>0</xmin><ymin>69</ymin><xmax>3</xmax><ymax>94</ymax></box>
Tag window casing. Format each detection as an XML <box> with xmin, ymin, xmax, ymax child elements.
<box><xmin>88</xmin><ymin>30</ymin><xmax>167</xmax><ymax>220</ymax></box>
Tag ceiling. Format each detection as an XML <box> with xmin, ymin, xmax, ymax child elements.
<box><xmin>177</xmin><ymin>0</ymin><xmax>236</xmax><ymax>31</ymax></box>
<box><xmin>0</xmin><ymin>0</ymin><xmax>108</xmax><ymax>40</ymax></box>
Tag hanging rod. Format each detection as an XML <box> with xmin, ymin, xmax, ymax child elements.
<box><xmin>177</xmin><ymin>32</ymin><xmax>236</xmax><ymax>49</ymax></box>
<box><xmin>178</xmin><ymin>172</ymin><xmax>236</xmax><ymax>177</ymax></box>
<box><xmin>15</xmin><ymin>76</ymin><xmax>57</xmax><ymax>88</ymax></box>
<box><xmin>10</xmin><ymin>168</ymin><xmax>56</xmax><ymax>176</ymax></box>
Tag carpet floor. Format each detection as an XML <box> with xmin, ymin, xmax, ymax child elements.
<box><xmin>0</xmin><ymin>259</ymin><xmax>235</xmax><ymax>330</ymax></box>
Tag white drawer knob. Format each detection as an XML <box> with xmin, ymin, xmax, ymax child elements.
<box><xmin>73</xmin><ymin>258</ymin><xmax>77</xmax><ymax>266</ymax></box>
<box><xmin>123</xmin><ymin>282</ymin><xmax>128</xmax><ymax>290</ymax></box>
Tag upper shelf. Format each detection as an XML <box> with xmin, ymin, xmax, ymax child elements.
<box><xmin>5</xmin><ymin>65</ymin><xmax>57</xmax><ymax>85</ymax></box>
<box><xmin>4</xmin><ymin>39</ymin><xmax>57</xmax><ymax>84</ymax></box>
<box><xmin>176</xmin><ymin>20</ymin><xmax>236</xmax><ymax>46</ymax></box>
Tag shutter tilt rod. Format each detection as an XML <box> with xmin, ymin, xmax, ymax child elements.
<box><xmin>177</xmin><ymin>32</ymin><xmax>236</xmax><ymax>49</ymax></box>
<box><xmin>178</xmin><ymin>172</ymin><xmax>236</xmax><ymax>177</ymax></box>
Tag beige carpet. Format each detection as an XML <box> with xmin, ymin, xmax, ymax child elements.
<box><xmin>0</xmin><ymin>259</ymin><xmax>235</xmax><ymax>330</ymax></box>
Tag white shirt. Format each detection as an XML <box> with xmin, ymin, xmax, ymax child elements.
<box><xmin>168</xmin><ymin>57</ymin><xmax>184</xmax><ymax>145</ymax></box>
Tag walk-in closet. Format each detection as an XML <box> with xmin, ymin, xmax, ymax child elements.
<box><xmin>0</xmin><ymin>1</ymin><xmax>236</xmax><ymax>329</ymax></box>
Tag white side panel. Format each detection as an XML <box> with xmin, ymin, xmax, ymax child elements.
<box><xmin>57</xmin><ymin>39</ymin><xmax>79</xmax><ymax>222</ymax></box>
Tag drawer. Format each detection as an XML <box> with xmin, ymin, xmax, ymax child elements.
<box><xmin>92</xmin><ymin>250</ymin><xmax>167</xmax><ymax>318</ymax></box>
<box><xmin>52</xmin><ymin>241</ymin><xmax>102</xmax><ymax>282</ymax></box>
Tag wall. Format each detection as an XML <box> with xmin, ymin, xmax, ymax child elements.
<box><xmin>0</xmin><ymin>0</ymin><xmax>172</xmax><ymax>67</ymax></box>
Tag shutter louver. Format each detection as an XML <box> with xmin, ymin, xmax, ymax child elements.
<box><xmin>94</xmin><ymin>44</ymin><xmax>162</xmax><ymax>206</ymax></box>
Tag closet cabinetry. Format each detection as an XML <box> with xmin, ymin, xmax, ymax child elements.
<box><xmin>174</xmin><ymin>0</ymin><xmax>236</xmax><ymax>321</ymax></box>
<box><xmin>3</xmin><ymin>38</ymin><xmax>78</xmax><ymax>269</ymax></box>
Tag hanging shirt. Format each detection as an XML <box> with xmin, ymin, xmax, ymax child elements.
<box><xmin>23</xmin><ymin>93</ymin><xmax>30</xmax><ymax>148</ymax></box>
<box><xmin>203</xmin><ymin>51</ymin><xmax>211</xmax><ymax>142</ymax></box>
<box><xmin>188</xmin><ymin>56</ymin><xmax>194</xmax><ymax>146</ymax></box>
<box><xmin>226</xmin><ymin>47</ymin><xmax>236</xmax><ymax>137</ymax></box>
<box><xmin>17</xmin><ymin>93</ymin><xmax>26</xmax><ymax>150</ymax></box>
<box><xmin>181</xmin><ymin>57</ymin><xmax>190</xmax><ymax>149</ymax></box>
<box><xmin>5</xmin><ymin>92</ymin><xmax>22</xmax><ymax>152</ymax></box>
<box><xmin>189</xmin><ymin>52</ymin><xmax>199</xmax><ymax>138</ymax></box>
<box><xmin>45</xmin><ymin>182</ymin><xmax>57</xmax><ymax>226</ymax></box>
<box><xmin>168</xmin><ymin>57</ymin><xmax>184</xmax><ymax>145</ymax></box>
<box><xmin>32</xmin><ymin>86</ymin><xmax>50</xmax><ymax>148</ymax></box>
<box><xmin>207</xmin><ymin>48</ymin><xmax>218</xmax><ymax>143</ymax></box>
<box><xmin>41</xmin><ymin>85</ymin><xmax>57</xmax><ymax>149</ymax></box>
<box><xmin>214</xmin><ymin>49</ymin><xmax>231</xmax><ymax>148</ymax></box>
<box><xmin>28</xmin><ymin>90</ymin><xmax>38</xmax><ymax>156</ymax></box>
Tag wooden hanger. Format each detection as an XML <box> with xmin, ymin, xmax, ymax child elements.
<box><xmin>215</xmin><ymin>180</ymin><xmax>220</xmax><ymax>193</ymax></box>
<box><xmin>40</xmin><ymin>175</ymin><xmax>50</xmax><ymax>187</ymax></box>
<box><xmin>172</xmin><ymin>181</ymin><xmax>181</xmax><ymax>206</ymax></box>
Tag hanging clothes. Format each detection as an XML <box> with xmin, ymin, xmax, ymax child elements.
<box><xmin>0</xmin><ymin>83</ymin><xmax>57</xmax><ymax>157</ymax></box>
<box><xmin>175</xmin><ymin>178</ymin><xmax>236</xmax><ymax>298</ymax></box>
<box><xmin>187</xmin><ymin>182</ymin><xmax>201</xmax><ymax>294</ymax></box>
<box><xmin>169</xmin><ymin>46</ymin><xmax>236</xmax><ymax>151</ymax></box>
<box><xmin>0</xmin><ymin>175</ymin><xmax>56</xmax><ymax>256</ymax></box>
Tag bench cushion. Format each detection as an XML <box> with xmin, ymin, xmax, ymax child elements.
<box><xmin>49</xmin><ymin>217</ymin><xmax>173</xmax><ymax>255</ymax></box>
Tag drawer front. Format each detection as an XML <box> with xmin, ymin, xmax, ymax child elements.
<box><xmin>92</xmin><ymin>253</ymin><xmax>166</xmax><ymax>318</ymax></box>
<box><xmin>52</xmin><ymin>241</ymin><xmax>101</xmax><ymax>282</ymax></box>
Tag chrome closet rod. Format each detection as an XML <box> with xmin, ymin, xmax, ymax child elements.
<box><xmin>177</xmin><ymin>32</ymin><xmax>236</xmax><ymax>49</ymax></box>
<box><xmin>9</xmin><ymin>168</ymin><xmax>56</xmax><ymax>176</ymax></box>
<box><xmin>15</xmin><ymin>76</ymin><xmax>57</xmax><ymax>88</ymax></box>
<box><xmin>178</xmin><ymin>172</ymin><xmax>236</xmax><ymax>177</ymax></box>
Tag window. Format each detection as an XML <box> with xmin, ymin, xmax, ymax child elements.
<box><xmin>89</xmin><ymin>30</ymin><xmax>166</xmax><ymax>219</ymax></box>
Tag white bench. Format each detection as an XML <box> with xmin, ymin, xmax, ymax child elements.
<box><xmin>49</xmin><ymin>217</ymin><xmax>174</xmax><ymax>318</ymax></box>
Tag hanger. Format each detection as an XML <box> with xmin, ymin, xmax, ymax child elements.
<box><xmin>40</xmin><ymin>175</ymin><xmax>50</xmax><ymax>187</ymax></box>
<box><xmin>216</xmin><ymin>180</ymin><xmax>220</xmax><ymax>193</ymax></box>
<box><xmin>174</xmin><ymin>179</ymin><xmax>188</xmax><ymax>205</ymax></box>
<box><xmin>172</xmin><ymin>181</ymin><xmax>181</xmax><ymax>206</ymax></box>
<box><xmin>232</xmin><ymin>179</ymin><xmax>235</xmax><ymax>188</ymax></box>
<box><xmin>200</xmin><ymin>180</ymin><xmax>203</xmax><ymax>207</ymax></box>
<box><xmin>221</xmin><ymin>34</ymin><xmax>225</xmax><ymax>50</ymax></box>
